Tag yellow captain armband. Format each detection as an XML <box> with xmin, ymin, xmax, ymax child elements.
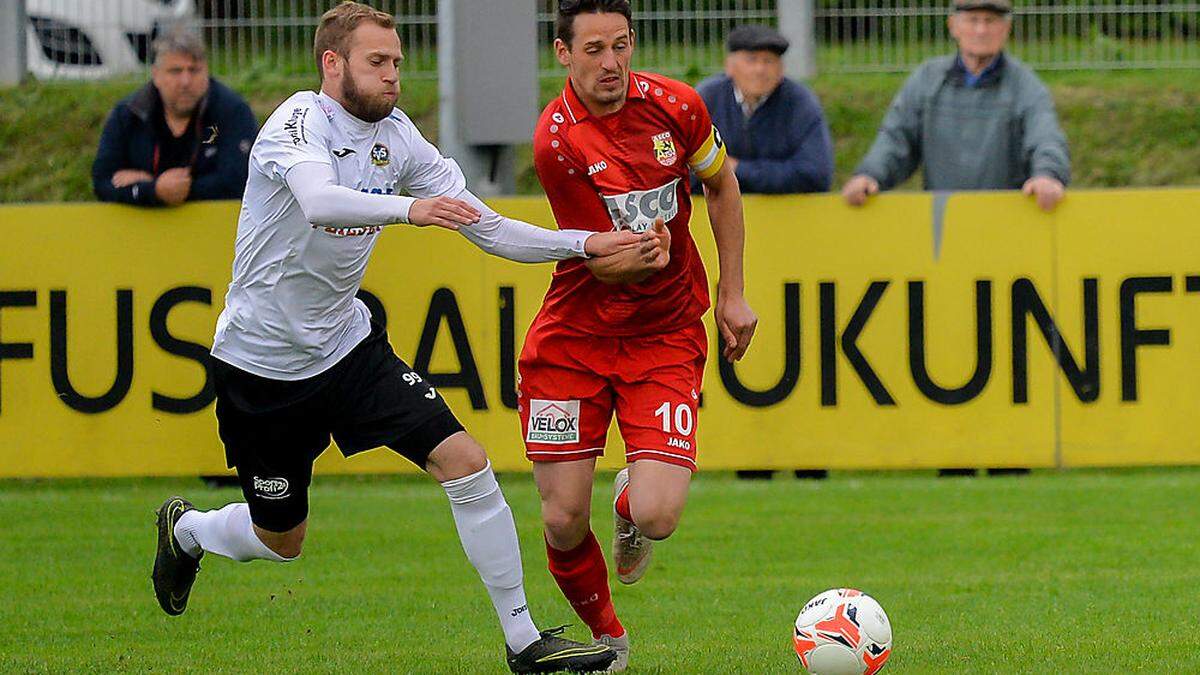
<box><xmin>688</xmin><ymin>125</ymin><xmax>727</xmax><ymax>181</ymax></box>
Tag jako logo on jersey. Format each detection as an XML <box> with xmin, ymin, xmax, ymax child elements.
<box><xmin>370</xmin><ymin>143</ymin><xmax>390</xmax><ymax>166</ymax></box>
<box><xmin>587</xmin><ymin>160</ymin><xmax>608</xmax><ymax>176</ymax></box>
<box><xmin>526</xmin><ymin>399</ymin><xmax>580</xmax><ymax>445</ymax></box>
<box><xmin>602</xmin><ymin>178</ymin><xmax>680</xmax><ymax>233</ymax></box>
<box><xmin>253</xmin><ymin>476</ymin><xmax>290</xmax><ymax>500</ymax></box>
<box><xmin>652</xmin><ymin>131</ymin><xmax>678</xmax><ymax>166</ymax></box>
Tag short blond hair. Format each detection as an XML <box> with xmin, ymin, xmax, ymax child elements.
<box><xmin>313</xmin><ymin>1</ymin><xmax>395</xmax><ymax>80</ymax></box>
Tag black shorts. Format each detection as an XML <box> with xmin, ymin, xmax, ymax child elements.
<box><xmin>211</xmin><ymin>321</ymin><xmax>464</xmax><ymax>532</ymax></box>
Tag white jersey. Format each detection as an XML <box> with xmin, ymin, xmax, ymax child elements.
<box><xmin>211</xmin><ymin>91</ymin><xmax>470</xmax><ymax>380</ymax></box>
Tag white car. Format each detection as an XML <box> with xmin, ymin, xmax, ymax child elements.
<box><xmin>26</xmin><ymin>0</ymin><xmax>195</xmax><ymax>79</ymax></box>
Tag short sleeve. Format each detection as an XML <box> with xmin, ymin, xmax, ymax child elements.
<box><xmin>398</xmin><ymin>121</ymin><xmax>467</xmax><ymax>198</ymax></box>
<box><xmin>252</xmin><ymin>97</ymin><xmax>334</xmax><ymax>182</ymax></box>
<box><xmin>677</xmin><ymin>85</ymin><xmax>727</xmax><ymax>181</ymax></box>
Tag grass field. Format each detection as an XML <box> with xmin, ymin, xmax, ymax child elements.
<box><xmin>2</xmin><ymin>468</ymin><xmax>1199</xmax><ymax>672</ymax></box>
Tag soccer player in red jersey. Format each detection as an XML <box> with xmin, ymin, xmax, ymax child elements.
<box><xmin>518</xmin><ymin>1</ymin><xmax>758</xmax><ymax>669</ymax></box>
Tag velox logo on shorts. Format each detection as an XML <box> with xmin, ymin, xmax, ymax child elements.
<box><xmin>601</xmin><ymin>178</ymin><xmax>680</xmax><ymax>233</ymax></box>
<box><xmin>526</xmin><ymin>400</ymin><xmax>581</xmax><ymax>445</ymax></box>
<box><xmin>253</xmin><ymin>476</ymin><xmax>290</xmax><ymax>500</ymax></box>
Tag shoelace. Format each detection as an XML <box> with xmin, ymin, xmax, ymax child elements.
<box><xmin>539</xmin><ymin>624</ymin><xmax>571</xmax><ymax>639</ymax></box>
<box><xmin>617</xmin><ymin>526</ymin><xmax>645</xmax><ymax>551</ymax></box>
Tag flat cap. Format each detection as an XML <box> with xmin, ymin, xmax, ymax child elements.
<box><xmin>953</xmin><ymin>0</ymin><xmax>1012</xmax><ymax>13</ymax></box>
<box><xmin>726</xmin><ymin>24</ymin><xmax>790</xmax><ymax>55</ymax></box>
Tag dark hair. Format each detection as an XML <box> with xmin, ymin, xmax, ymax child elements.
<box><xmin>555</xmin><ymin>0</ymin><xmax>633</xmax><ymax>47</ymax></box>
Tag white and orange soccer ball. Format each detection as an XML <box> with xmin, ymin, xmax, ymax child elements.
<box><xmin>793</xmin><ymin>588</ymin><xmax>892</xmax><ymax>675</ymax></box>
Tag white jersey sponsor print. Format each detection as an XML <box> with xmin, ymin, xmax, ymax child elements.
<box><xmin>601</xmin><ymin>178</ymin><xmax>680</xmax><ymax>233</ymax></box>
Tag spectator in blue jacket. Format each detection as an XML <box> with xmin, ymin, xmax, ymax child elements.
<box><xmin>694</xmin><ymin>24</ymin><xmax>833</xmax><ymax>194</ymax></box>
<box><xmin>92</xmin><ymin>29</ymin><xmax>257</xmax><ymax>206</ymax></box>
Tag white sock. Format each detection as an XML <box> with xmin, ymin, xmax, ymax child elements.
<box><xmin>174</xmin><ymin>503</ymin><xmax>291</xmax><ymax>563</ymax></box>
<box><xmin>442</xmin><ymin>461</ymin><xmax>540</xmax><ymax>653</ymax></box>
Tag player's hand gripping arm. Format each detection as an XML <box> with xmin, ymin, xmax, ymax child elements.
<box><xmin>450</xmin><ymin>189</ymin><xmax>646</xmax><ymax>263</ymax></box>
<box><xmin>701</xmin><ymin>160</ymin><xmax>758</xmax><ymax>362</ymax></box>
<box><xmin>583</xmin><ymin>219</ymin><xmax>671</xmax><ymax>284</ymax></box>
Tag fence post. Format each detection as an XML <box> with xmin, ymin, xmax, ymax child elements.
<box><xmin>438</xmin><ymin>0</ymin><xmax>537</xmax><ymax>196</ymax></box>
<box><xmin>0</xmin><ymin>0</ymin><xmax>27</xmax><ymax>86</ymax></box>
<box><xmin>778</xmin><ymin>0</ymin><xmax>816</xmax><ymax>79</ymax></box>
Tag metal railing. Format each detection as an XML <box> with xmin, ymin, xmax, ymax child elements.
<box><xmin>15</xmin><ymin>1</ymin><xmax>1200</xmax><ymax>81</ymax></box>
<box><xmin>816</xmin><ymin>1</ymin><xmax>1200</xmax><ymax>73</ymax></box>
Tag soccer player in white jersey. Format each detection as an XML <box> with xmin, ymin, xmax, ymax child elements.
<box><xmin>149</xmin><ymin>3</ymin><xmax>661</xmax><ymax>672</ymax></box>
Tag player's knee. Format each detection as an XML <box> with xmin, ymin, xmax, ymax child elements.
<box><xmin>637</xmin><ymin>510</ymin><xmax>680</xmax><ymax>541</ymax></box>
<box><xmin>426</xmin><ymin>432</ymin><xmax>488</xmax><ymax>481</ymax></box>
<box><xmin>257</xmin><ymin>524</ymin><xmax>306</xmax><ymax>559</ymax></box>
<box><xmin>542</xmin><ymin>502</ymin><xmax>590</xmax><ymax>542</ymax></box>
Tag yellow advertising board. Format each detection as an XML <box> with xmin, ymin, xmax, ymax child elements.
<box><xmin>1</xmin><ymin>190</ymin><xmax>1197</xmax><ymax>478</ymax></box>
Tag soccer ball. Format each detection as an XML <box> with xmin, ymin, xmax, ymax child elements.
<box><xmin>793</xmin><ymin>588</ymin><xmax>892</xmax><ymax>674</ymax></box>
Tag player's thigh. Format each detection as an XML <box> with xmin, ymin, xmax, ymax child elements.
<box><xmin>230</xmin><ymin>428</ymin><xmax>323</xmax><ymax>534</ymax></box>
<box><xmin>325</xmin><ymin>324</ymin><xmax>465</xmax><ymax>470</ymax></box>
<box><xmin>214</xmin><ymin>370</ymin><xmax>329</xmax><ymax>534</ymax></box>
<box><xmin>613</xmin><ymin>361</ymin><xmax>702</xmax><ymax>473</ymax></box>
<box><xmin>613</xmin><ymin>321</ymin><xmax>706</xmax><ymax>472</ymax></box>
<box><xmin>518</xmin><ymin>338</ymin><xmax>614</xmax><ymax>464</ymax></box>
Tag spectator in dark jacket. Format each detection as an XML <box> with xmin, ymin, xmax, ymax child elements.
<box><xmin>694</xmin><ymin>24</ymin><xmax>833</xmax><ymax>194</ymax></box>
<box><xmin>92</xmin><ymin>29</ymin><xmax>257</xmax><ymax>206</ymax></box>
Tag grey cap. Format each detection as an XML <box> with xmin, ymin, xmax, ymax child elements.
<box><xmin>953</xmin><ymin>0</ymin><xmax>1012</xmax><ymax>13</ymax></box>
<box><xmin>726</xmin><ymin>24</ymin><xmax>789</xmax><ymax>55</ymax></box>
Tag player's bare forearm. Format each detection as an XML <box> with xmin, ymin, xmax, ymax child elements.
<box><xmin>702</xmin><ymin>162</ymin><xmax>746</xmax><ymax>294</ymax></box>
<box><xmin>702</xmin><ymin>162</ymin><xmax>758</xmax><ymax>361</ymax></box>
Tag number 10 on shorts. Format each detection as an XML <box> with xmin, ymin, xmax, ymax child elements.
<box><xmin>654</xmin><ymin>402</ymin><xmax>694</xmax><ymax>436</ymax></box>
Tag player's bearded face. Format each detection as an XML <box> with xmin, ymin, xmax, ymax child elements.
<box><xmin>337</xmin><ymin>24</ymin><xmax>403</xmax><ymax>123</ymax></box>
<box><xmin>341</xmin><ymin>63</ymin><xmax>397</xmax><ymax>123</ymax></box>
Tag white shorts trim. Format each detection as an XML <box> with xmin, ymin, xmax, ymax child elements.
<box><xmin>526</xmin><ymin>446</ymin><xmax>605</xmax><ymax>457</ymax></box>
<box><xmin>626</xmin><ymin>449</ymin><xmax>698</xmax><ymax>469</ymax></box>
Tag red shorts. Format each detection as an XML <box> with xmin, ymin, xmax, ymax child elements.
<box><xmin>517</xmin><ymin>315</ymin><xmax>707</xmax><ymax>472</ymax></box>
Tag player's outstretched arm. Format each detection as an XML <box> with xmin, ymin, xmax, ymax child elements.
<box><xmin>287</xmin><ymin>161</ymin><xmax>453</xmax><ymax>227</ymax></box>
<box><xmin>450</xmin><ymin>189</ymin><xmax>644</xmax><ymax>264</ymax></box>
<box><xmin>701</xmin><ymin>161</ymin><xmax>758</xmax><ymax>362</ymax></box>
<box><xmin>584</xmin><ymin>219</ymin><xmax>671</xmax><ymax>285</ymax></box>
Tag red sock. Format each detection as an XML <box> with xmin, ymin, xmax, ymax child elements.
<box><xmin>546</xmin><ymin>531</ymin><xmax>625</xmax><ymax>639</ymax></box>
<box><xmin>615</xmin><ymin>484</ymin><xmax>632</xmax><ymax>522</ymax></box>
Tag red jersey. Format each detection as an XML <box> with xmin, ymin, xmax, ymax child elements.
<box><xmin>533</xmin><ymin>71</ymin><xmax>727</xmax><ymax>337</ymax></box>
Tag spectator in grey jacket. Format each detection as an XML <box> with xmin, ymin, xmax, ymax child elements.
<box><xmin>843</xmin><ymin>0</ymin><xmax>1070</xmax><ymax>211</ymax></box>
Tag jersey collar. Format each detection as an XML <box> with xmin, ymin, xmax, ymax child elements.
<box><xmin>560</xmin><ymin>72</ymin><xmax>647</xmax><ymax>124</ymax></box>
<box><xmin>317</xmin><ymin>90</ymin><xmax>377</xmax><ymax>137</ymax></box>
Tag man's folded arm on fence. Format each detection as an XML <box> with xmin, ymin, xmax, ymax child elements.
<box><xmin>92</xmin><ymin>107</ymin><xmax>158</xmax><ymax>206</ymax></box>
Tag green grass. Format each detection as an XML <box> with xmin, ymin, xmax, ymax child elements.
<box><xmin>2</xmin><ymin>468</ymin><xmax>1199</xmax><ymax>672</ymax></box>
<box><xmin>3</xmin><ymin>67</ymin><xmax>1200</xmax><ymax>204</ymax></box>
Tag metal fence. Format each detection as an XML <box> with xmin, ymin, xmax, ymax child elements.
<box><xmin>816</xmin><ymin>1</ymin><xmax>1200</xmax><ymax>72</ymax></box>
<box><xmin>16</xmin><ymin>0</ymin><xmax>1200</xmax><ymax>81</ymax></box>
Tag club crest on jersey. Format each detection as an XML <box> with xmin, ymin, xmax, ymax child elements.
<box><xmin>651</xmin><ymin>131</ymin><xmax>677</xmax><ymax>166</ymax></box>
<box><xmin>370</xmin><ymin>143</ymin><xmax>390</xmax><ymax>167</ymax></box>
